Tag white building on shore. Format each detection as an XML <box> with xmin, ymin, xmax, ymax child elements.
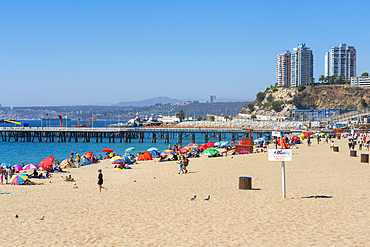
<box><xmin>351</xmin><ymin>76</ymin><xmax>370</xmax><ymax>87</ymax></box>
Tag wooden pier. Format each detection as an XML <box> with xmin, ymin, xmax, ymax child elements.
<box><xmin>0</xmin><ymin>126</ymin><xmax>295</xmax><ymax>144</ymax></box>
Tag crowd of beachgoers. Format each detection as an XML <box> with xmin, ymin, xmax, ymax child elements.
<box><xmin>3</xmin><ymin>131</ymin><xmax>365</xmax><ymax>186</ymax></box>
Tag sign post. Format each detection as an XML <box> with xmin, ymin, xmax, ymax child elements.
<box><xmin>281</xmin><ymin>161</ymin><xmax>286</xmax><ymax>198</ymax></box>
<box><xmin>268</xmin><ymin>149</ymin><xmax>292</xmax><ymax>198</ymax></box>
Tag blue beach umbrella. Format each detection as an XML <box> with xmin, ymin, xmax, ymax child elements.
<box><xmin>147</xmin><ymin>147</ymin><xmax>158</xmax><ymax>152</ymax></box>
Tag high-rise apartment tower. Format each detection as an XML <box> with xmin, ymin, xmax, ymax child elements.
<box><xmin>290</xmin><ymin>43</ymin><xmax>314</xmax><ymax>87</ymax></box>
<box><xmin>276</xmin><ymin>50</ymin><xmax>291</xmax><ymax>87</ymax></box>
<box><xmin>324</xmin><ymin>43</ymin><xmax>356</xmax><ymax>81</ymax></box>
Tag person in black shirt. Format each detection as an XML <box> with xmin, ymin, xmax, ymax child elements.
<box><xmin>97</xmin><ymin>169</ymin><xmax>106</xmax><ymax>193</ymax></box>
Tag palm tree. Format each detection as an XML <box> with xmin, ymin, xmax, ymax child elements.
<box><xmin>319</xmin><ymin>75</ymin><xmax>325</xmax><ymax>84</ymax></box>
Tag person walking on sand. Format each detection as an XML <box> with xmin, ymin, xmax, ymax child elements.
<box><xmin>307</xmin><ymin>136</ymin><xmax>311</xmax><ymax>147</ymax></box>
<box><xmin>97</xmin><ymin>169</ymin><xmax>107</xmax><ymax>193</ymax></box>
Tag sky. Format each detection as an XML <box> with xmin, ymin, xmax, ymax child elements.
<box><xmin>1</xmin><ymin>0</ymin><xmax>370</xmax><ymax>106</ymax></box>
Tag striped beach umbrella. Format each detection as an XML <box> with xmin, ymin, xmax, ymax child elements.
<box><xmin>9</xmin><ymin>174</ymin><xmax>28</xmax><ymax>184</ymax></box>
<box><xmin>23</xmin><ymin>164</ymin><xmax>39</xmax><ymax>170</ymax></box>
<box><xmin>162</xmin><ymin>149</ymin><xmax>175</xmax><ymax>155</ymax></box>
<box><xmin>14</xmin><ymin>165</ymin><xmax>23</xmax><ymax>172</ymax></box>
<box><xmin>125</xmin><ymin>147</ymin><xmax>135</xmax><ymax>153</ymax></box>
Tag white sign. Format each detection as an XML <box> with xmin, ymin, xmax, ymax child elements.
<box><xmin>272</xmin><ymin>131</ymin><xmax>281</xmax><ymax>137</ymax></box>
<box><xmin>268</xmin><ymin>149</ymin><xmax>292</xmax><ymax>161</ymax></box>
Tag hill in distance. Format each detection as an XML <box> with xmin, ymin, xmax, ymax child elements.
<box><xmin>114</xmin><ymin>97</ymin><xmax>181</xmax><ymax>107</ymax></box>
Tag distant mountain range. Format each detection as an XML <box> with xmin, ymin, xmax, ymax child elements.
<box><xmin>114</xmin><ymin>97</ymin><xmax>250</xmax><ymax>107</ymax></box>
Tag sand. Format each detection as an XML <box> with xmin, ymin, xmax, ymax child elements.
<box><xmin>2</xmin><ymin>138</ymin><xmax>370</xmax><ymax>246</ymax></box>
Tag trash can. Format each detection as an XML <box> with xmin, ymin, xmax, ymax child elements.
<box><xmin>350</xmin><ymin>150</ymin><xmax>357</xmax><ymax>157</ymax></box>
<box><xmin>333</xmin><ymin>146</ymin><xmax>339</xmax><ymax>152</ymax></box>
<box><xmin>239</xmin><ymin>177</ymin><xmax>252</xmax><ymax>190</ymax></box>
<box><xmin>361</xmin><ymin>154</ymin><xmax>369</xmax><ymax>163</ymax></box>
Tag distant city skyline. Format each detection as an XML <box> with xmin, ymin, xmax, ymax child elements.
<box><xmin>1</xmin><ymin>1</ymin><xmax>370</xmax><ymax>106</ymax></box>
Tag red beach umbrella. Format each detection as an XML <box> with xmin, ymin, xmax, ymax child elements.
<box><xmin>237</xmin><ymin>140</ymin><xmax>243</xmax><ymax>145</ymax></box>
<box><xmin>303</xmin><ymin>132</ymin><xmax>311</xmax><ymax>137</ymax></box>
<box><xmin>206</xmin><ymin>141</ymin><xmax>214</xmax><ymax>148</ymax></box>
<box><xmin>292</xmin><ymin>136</ymin><xmax>299</xmax><ymax>140</ymax></box>
<box><xmin>101</xmin><ymin>148</ymin><xmax>113</xmax><ymax>153</ymax></box>
<box><xmin>83</xmin><ymin>151</ymin><xmax>93</xmax><ymax>157</ymax></box>
<box><xmin>40</xmin><ymin>155</ymin><xmax>54</xmax><ymax>170</ymax></box>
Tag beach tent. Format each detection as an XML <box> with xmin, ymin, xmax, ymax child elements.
<box><xmin>149</xmin><ymin>149</ymin><xmax>160</xmax><ymax>158</ymax></box>
<box><xmin>137</xmin><ymin>151</ymin><xmax>153</xmax><ymax>161</ymax></box>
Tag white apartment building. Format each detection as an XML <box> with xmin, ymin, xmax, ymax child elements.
<box><xmin>351</xmin><ymin>76</ymin><xmax>370</xmax><ymax>87</ymax></box>
<box><xmin>290</xmin><ymin>43</ymin><xmax>314</xmax><ymax>87</ymax></box>
<box><xmin>209</xmin><ymin>95</ymin><xmax>216</xmax><ymax>103</ymax></box>
<box><xmin>276</xmin><ymin>50</ymin><xmax>291</xmax><ymax>86</ymax></box>
<box><xmin>325</xmin><ymin>43</ymin><xmax>356</xmax><ymax>81</ymax></box>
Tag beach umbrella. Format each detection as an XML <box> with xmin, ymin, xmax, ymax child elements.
<box><xmin>14</xmin><ymin>165</ymin><xmax>23</xmax><ymax>172</ymax></box>
<box><xmin>180</xmin><ymin>147</ymin><xmax>192</xmax><ymax>153</ymax></box>
<box><xmin>190</xmin><ymin>143</ymin><xmax>199</xmax><ymax>148</ymax></box>
<box><xmin>213</xmin><ymin>142</ymin><xmax>222</xmax><ymax>147</ymax></box>
<box><xmin>292</xmin><ymin>136</ymin><xmax>299</xmax><ymax>140</ymax></box>
<box><xmin>23</xmin><ymin>164</ymin><xmax>39</xmax><ymax>170</ymax></box>
<box><xmin>162</xmin><ymin>149</ymin><xmax>175</xmax><ymax>155</ymax></box>
<box><xmin>147</xmin><ymin>147</ymin><xmax>158</xmax><ymax>152</ymax></box>
<box><xmin>111</xmin><ymin>156</ymin><xmax>123</xmax><ymax>162</ymax></box>
<box><xmin>60</xmin><ymin>159</ymin><xmax>70</xmax><ymax>168</ymax></box>
<box><xmin>303</xmin><ymin>132</ymin><xmax>311</xmax><ymax>137</ymax></box>
<box><xmin>39</xmin><ymin>155</ymin><xmax>54</xmax><ymax>170</ymax></box>
<box><xmin>220</xmin><ymin>141</ymin><xmax>229</xmax><ymax>147</ymax></box>
<box><xmin>125</xmin><ymin>147</ymin><xmax>135</xmax><ymax>153</ymax></box>
<box><xmin>112</xmin><ymin>159</ymin><xmax>127</xmax><ymax>164</ymax></box>
<box><xmin>202</xmin><ymin>148</ymin><xmax>219</xmax><ymax>156</ymax></box>
<box><xmin>206</xmin><ymin>141</ymin><xmax>215</xmax><ymax>148</ymax></box>
<box><xmin>9</xmin><ymin>174</ymin><xmax>28</xmax><ymax>184</ymax></box>
<box><xmin>1</xmin><ymin>163</ymin><xmax>11</xmax><ymax>168</ymax></box>
<box><xmin>237</xmin><ymin>140</ymin><xmax>243</xmax><ymax>145</ymax></box>
<box><xmin>101</xmin><ymin>148</ymin><xmax>113</xmax><ymax>153</ymax></box>
<box><xmin>83</xmin><ymin>151</ymin><xmax>93</xmax><ymax>157</ymax></box>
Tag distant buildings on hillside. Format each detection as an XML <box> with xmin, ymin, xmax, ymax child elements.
<box><xmin>209</xmin><ymin>95</ymin><xmax>216</xmax><ymax>103</ymax></box>
<box><xmin>276</xmin><ymin>43</ymin><xmax>359</xmax><ymax>87</ymax></box>
<box><xmin>276</xmin><ymin>43</ymin><xmax>313</xmax><ymax>87</ymax></box>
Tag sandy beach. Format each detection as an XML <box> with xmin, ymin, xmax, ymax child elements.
<box><xmin>2</xmin><ymin>138</ymin><xmax>370</xmax><ymax>246</ymax></box>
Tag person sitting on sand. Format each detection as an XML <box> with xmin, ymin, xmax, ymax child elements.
<box><xmin>158</xmin><ymin>156</ymin><xmax>166</xmax><ymax>162</ymax></box>
<box><xmin>32</xmin><ymin>169</ymin><xmax>39</xmax><ymax>178</ymax></box>
<box><xmin>172</xmin><ymin>154</ymin><xmax>178</xmax><ymax>161</ymax></box>
<box><xmin>61</xmin><ymin>175</ymin><xmax>75</xmax><ymax>182</ymax></box>
<box><xmin>22</xmin><ymin>179</ymin><xmax>43</xmax><ymax>185</ymax></box>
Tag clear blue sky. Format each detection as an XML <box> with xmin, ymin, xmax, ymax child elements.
<box><xmin>1</xmin><ymin>0</ymin><xmax>369</xmax><ymax>106</ymax></box>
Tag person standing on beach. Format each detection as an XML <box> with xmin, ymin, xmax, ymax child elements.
<box><xmin>97</xmin><ymin>169</ymin><xmax>107</xmax><ymax>193</ymax></box>
<box><xmin>307</xmin><ymin>136</ymin><xmax>311</xmax><ymax>147</ymax></box>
